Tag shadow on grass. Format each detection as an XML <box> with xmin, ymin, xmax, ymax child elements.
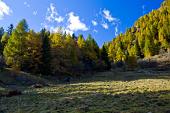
<box><xmin>0</xmin><ymin>90</ymin><xmax>170</xmax><ymax>113</ymax></box>
<box><xmin>1</xmin><ymin>68</ymin><xmax>170</xmax><ymax>86</ymax></box>
<box><xmin>69</xmin><ymin>71</ymin><xmax>170</xmax><ymax>84</ymax></box>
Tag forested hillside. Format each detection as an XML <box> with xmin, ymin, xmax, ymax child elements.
<box><xmin>0</xmin><ymin>20</ymin><xmax>110</xmax><ymax>75</ymax></box>
<box><xmin>0</xmin><ymin>0</ymin><xmax>170</xmax><ymax>75</ymax></box>
<box><xmin>107</xmin><ymin>0</ymin><xmax>170</xmax><ymax>63</ymax></box>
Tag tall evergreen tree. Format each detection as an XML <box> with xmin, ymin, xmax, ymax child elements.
<box><xmin>101</xmin><ymin>45</ymin><xmax>111</xmax><ymax>70</ymax></box>
<box><xmin>23</xmin><ymin>30</ymin><xmax>42</xmax><ymax>73</ymax></box>
<box><xmin>1</xmin><ymin>32</ymin><xmax>9</xmax><ymax>52</ymax></box>
<box><xmin>0</xmin><ymin>27</ymin><xmax>4</xmax><ymax>55</ymax></box>
<box><xmin>50</xmin><ymin>32</ymin><xmax>65</xmax><ymax>75</ymax></box>
<box><xmin>77</xmin><ymin>34</ymin><xmax>85</xmax><ymax>49</ymax></box>
<box><xmin>3</xmin><ymin>19</ymin><xmax>28</xmax><ymax>70</ymax></box>
<box><xmin>40</xmin><ymin>29</ymin><xmax>51</xmax><ymax>75</ymax></box>
<box><xmin>7</xmin><ymin>24</ymin><xmax>14</xmax><ymax>35</ymax></box>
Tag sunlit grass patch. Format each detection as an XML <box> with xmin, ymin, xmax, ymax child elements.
<box><xmin>0</xmin><ymin>71</ymin><xmax>170</xmax><ymax>113</ymax></box>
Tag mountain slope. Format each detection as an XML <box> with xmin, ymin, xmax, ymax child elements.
<box><xmin>108</xmin><ymin>0</ymin><xmax>170</xmax><ymax>63</ymax></box>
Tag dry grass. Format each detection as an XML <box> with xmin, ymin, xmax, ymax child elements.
<box><xmin>0</xmin><ymin>71</ymin><xmax>170</xmax><ymax>113</ymax></box>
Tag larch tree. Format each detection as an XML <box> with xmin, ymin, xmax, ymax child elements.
<box><xmin>3</xmin><ymin>19</ymin><xmax>28</xmax><ymax>70</ymax></box>
<box><xmin>23</xmin><ymin>30</ymin><xmax>42</xmax><ymax>73</ymax></box>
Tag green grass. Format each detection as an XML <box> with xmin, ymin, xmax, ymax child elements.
<box><xmin>0</xmin><ymin>71</ymin><xmax>170</xmax><ymax>113</ymax></box>
<box><xmin>0</xmin><ymin>68</ymin><xmax>52</xmax><ymax>88</ymax></box>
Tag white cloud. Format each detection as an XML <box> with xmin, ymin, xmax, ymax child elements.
<box><xmin>67</xmin><ymin>12</ymin><xmax>88</xmax><ymax>32</ymax></box>
<box><xmin>142</xmin><ymin>5</ymin><xmax>145</xmax><ymax>14</ymax></box>
<box><xmin>102</xmin><ymin>9</ymin><xmax>120</xmax><ymax>24</ymax></box>
<box><xmin>114</xmin><ymin>25</ymin><xmax>119</xmax><ymax>36</ymax></box>
<box><xmin>55</xmin><ymin>16</ymin><xmax>64</xmax><ymax>23</ymax></box>
<box><xmin>46</xmin><ymin>3</ymin><xmax>64</xmax><ymax>23</ymax></box>
<box><xmin>103</xmin><ymin>9</ymin><xmax>114</xmax><ymax>22</ymax></box>
<box><xmin>0</xmin><ymin>1</ymin><xmax>12</xmax><ymax>20</ymax></box>
<box><xmin>24</xmin><ymin>1</ymin><xmax>30</xmax><ymax>8</ymax></box>
<box><xmin>101</xmin><ymin>22</ymin><xmax>109</xmax><ymax>29</ymax></box>
<box><xmin>33</xmin><ymin>11</ymin><xmax>37</xmax><ymax>16</ymax></box>
<box><xmin>49</xmin><ymin>26</ymin><xmax>73</xmax><ymax>35</ymax></box>
<box><xmin>50</xmin><ymin>26</ymin><xmax>61</xmax><ymax>33</ymax></box>
<box><xmin>92</xmin><ymin>20</ymin><xmax>98</xmax><ymax>26</ymax></box>
<box><xmin>93</xmin><ymin>29</ymin><xmax>98</xmax><ymax>33</ymax></box>
<box><xmin>98</xmin><ymin>8</ymin><xmax>120</xmax><ymax>31</ymax></box>
<box><xmin>46</xmin><ymin>3</ymin><xmax>57</xmax><ymax>22</ymax></box>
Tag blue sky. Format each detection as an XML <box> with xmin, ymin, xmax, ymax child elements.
<box><xmin>0</xmin><ymin>0</ymin><xmax>163</xmax><ymax>46</ymax></box>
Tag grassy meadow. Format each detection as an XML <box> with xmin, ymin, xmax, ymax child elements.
<box><xmin>0</xmin><ymin>70</ymin><xmax>170</xmax><ymax>113</ymax></box>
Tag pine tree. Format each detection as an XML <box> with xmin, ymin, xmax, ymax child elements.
<box><xmin>108</xmin><ymin>43</ymin><xmax>115</xmax><ymax>62</ymax></box>
<box><xmin>7</xmin><ymin>24</ymin><xmax>14</xmax><ymax>35</ymax></box>
<box><xmin>77</xmin><ymin>34</ymin><xmax>85</xmax><ymax>49</ymax></box>
<box><xmin>144</xmin><ymin>37</ymin><xmax>154</xmax><ymax>57</ymax></box>
<box><xmin>40</xmin><ymin>29</ymin><xmax>51</xmax><ymax>75</ymax></box>
<box><xmin>50</xmin><ymin>32</ymin><xmax>65</xmax><ymax>75</ymax></box>
<box><xmin>0</xmin><ymin>27</ymin><xmax>4</xmax><ymax>38</ymax></box>
<box><xmin>23</xmin><ymin>30</ymin><xmax>42</xmax><ymax>73</ymax></box>
<box><xmin>0</xmin><ymin>27</ymin><xmax>4</xmax><ymax>55</ymax></box>
<box><xmin>85</xmin><ymin>34</ymin><xmax>100</xmax><ymax>60</ymax></box>
<box><xmin>65</xmin><ymin>34</ymin><xmax>78</xmax><ymax>65</ymax></box>
<box><xmin>101</xmin><ymin>45</ymin><xmax>111</xmax><ymax>70</ymax></box>
<box><xmin>116</xmin><ymin>47</ymin><xmax>126</xmax><ymax>62</ymax></box>
<box><xmin>3</xmin><ymin>19</ymin><xmax>28</xmax><ymax>70</ymax></box>
<box><xmin>1</xmin><ymin>32</ymin><xmax>9</xmax><ymax>52</ymax></box>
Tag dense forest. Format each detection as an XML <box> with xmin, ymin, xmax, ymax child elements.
<box><xmin>0</xmin><ymin>20</ymin><xmax>111</xmax><ymax>76</ymax></box>
<box><xmin>0</xmin><ymin>0</ymin><xmax>170</xmax><ymax>76</ymax></box>
<box><xmin>107</xmin><ymin>0</ymin><xmax>170</xmax><ymax>63</ymax></box>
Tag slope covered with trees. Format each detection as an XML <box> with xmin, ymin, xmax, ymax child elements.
<box><xmin>107</xmin><ymin>0</ymin><xmax>170</xmax><ymax>64</ymax></box>
<box><xmin>0</xmin><ymin>0</ymin><xmax>170</xmax><ymax>75</ymax></box>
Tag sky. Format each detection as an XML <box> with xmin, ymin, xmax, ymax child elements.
<box><xmin>0</xmin><ymin>0</ymin><xmax>164</xmax><ymax>46</ymax></box>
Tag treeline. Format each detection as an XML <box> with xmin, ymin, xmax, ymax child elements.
<box><xmin>107</xmin><ymin>0</ymin><xmax>170</xmax><ymax>65</ymax></box>
<box><xmin>0</xmin><ymin>20</ymin><xmax>111</xmax><ymax>75</ymax></box>
<box><xmin>0</xmin><ymin>0</ymin><xmax>170</xmax><ymax>75</ymax></box>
